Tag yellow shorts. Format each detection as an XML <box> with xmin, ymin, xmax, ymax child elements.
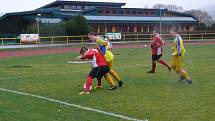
<box><xmin>171</xmin><ymin>55</ymin><xmax>184</xmax><ymax>70</ymax></box>
<box><xmin>107</xmin><ymin>60</ymin><xmax>113</xmax><ymax>69</ymax></box>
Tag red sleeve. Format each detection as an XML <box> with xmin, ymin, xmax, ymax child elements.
<box><xmin>151</xmin><ymin>37</ymin><xmax>157</xmax><ymax>46</ymax></box>
<box><xmin>155</xmin><ymin>37</ymin><xmax>164</xmax><ymax>47</ymax></box>
<box><xmin>81</xmin><ymin>50</ymin><xmax>94</xmax><ymax>59</ymax></box>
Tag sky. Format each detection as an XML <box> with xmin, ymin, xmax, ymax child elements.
<box><xmin>0</xmin><ymin>0</ymin><xmax>215</xmax><ymax>13</ymax></box>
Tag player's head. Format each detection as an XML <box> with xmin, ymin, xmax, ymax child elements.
<box><xmin>152</xmin><ymin>30</ymin><xmax>159</xmax><ymax>36</ymax></box>
<box><xmin>170</xmin><ymin>28</ymin><xmax>178</xmax><ymax>37</ymax></box>
<box><xmin>88</xmin><ymin>32</ymin><xmax>97</xmax><ymax>41</ymax></box>
<box><xmin>80</xmin><ymin>47</ymin><xmax>88</xmax><ymax>55</ymax></box>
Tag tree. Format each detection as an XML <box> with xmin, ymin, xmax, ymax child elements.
<box><xmin>210</xmin><ymin>23</ymin><xmax>215</xmax><ymax>31</ymax></box>
<box><xmin>63</xmin><ymin>15</ymin><xmax>91</xmax><ymax>36</ymax></box>
<box><xmin>24</xmin><ymin>15</ymin><xmax>91</xmax><ymax>36</ymax></box>
<box><xmin>185</xmin><ymin>10</ymin><xmax>213</xmax><ymax>27</ymax></box>
<box><xmin>153</xmin><ymin>4</ymin><xmax>184</xmax><ymax>12</ymax></box>
<box><xmin>195</xmin><ymin>23</ymin><xmax>208</xmax><ymax>31</ymax></box>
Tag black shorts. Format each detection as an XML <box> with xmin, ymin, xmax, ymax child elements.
<box><xmin>89</xmin><ymin>65</ymin><xmax>109</xmax><ymax>80</ymax></box>
<box><xmin>152</xmin><ymin>55</ymin><xmax>162</xmax><ymax>62</ymax></box>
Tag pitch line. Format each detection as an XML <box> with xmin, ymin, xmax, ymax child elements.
<box><xmin>0</xmin><ymin>88</ymin><xmax>148</xmax><ymax>121</ymax></box>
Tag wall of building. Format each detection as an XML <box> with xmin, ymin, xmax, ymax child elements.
<box><xmin>90</xmin><ymin>23</ymin><xmax>195</xmax><ymax>34</ymax></box>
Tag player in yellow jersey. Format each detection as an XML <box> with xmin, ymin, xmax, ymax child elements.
<box><xmin>88</xmin><ymin>32</ymin><xmax>123</xmax><ymax>89</ymax></box>
<box><xmin>170</xmin><ymin>28</ymin><xmax>192</xmax><ymax>84</ymax></box>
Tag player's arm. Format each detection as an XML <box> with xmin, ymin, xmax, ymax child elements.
<box><xmin>106</xmin><ymin>42</ymin><xmax>113</xmax><ymax>50</ymax></box>
<box><xmin>157</xmin><ymin>37</ymin><xmax>165</xmax><ymax>47</ymax></box>
<box><xmin>97</xmin><ymin>37</ymin><xmax>108</xmax><ymax>46</ymax></box>
<box><xmin>152</xmin><ymin>36</ymin><xmax>164</xmax><ymax>48</ymax></box>
<box><xmin>77</xmin><ymin>51</ymin><xmax>94</xmax><ymax>59</ymax></box>
<box><xmin>151</xmin><ymin>38</ymin><xmax>157</xmax><ymax>48</ymax></box>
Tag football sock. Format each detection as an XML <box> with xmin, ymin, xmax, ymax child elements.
<box><xmin>158</xmin><ymin>60</ymin><xmax>171</xmax><ymax>68</ymax></box>
<box><xmin>152</xmin><ymin>63</ymin><xmax>156</xmax><ymax>72</ymax></box>
<box><xmin>180</xmin><ymin>69</ymin><xmax>190</xmax><ymax>80</ymax></box>
<box><xmin>104</xmin><ymin>74</ymin><xmax>116</xmax><ymax>87</ymax></box>
<box><xmin>96</xmin><ymin>78</ymin><xmax>102</xmax><ymax>86</ymax></box>
<box><xmin>85</xmin><ymin>76</ymin><xmax>93</xmax><ymax>92</ymax></box>
<box><xmin>109</xmin><ymin>69</ymin><xmax>121</xmax><ymax>81</ymax></box>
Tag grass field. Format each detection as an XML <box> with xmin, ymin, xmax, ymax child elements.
<box><xmin>0</xmin><ymin>44</ymin><xmax>215</xmax><ymax>121</ymax></box>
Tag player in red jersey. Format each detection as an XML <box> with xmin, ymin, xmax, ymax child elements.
<box><xmin>148</xmin><ymin>30</ymin><xmax>171</xmax><ymax>73</ymax></box>
<box><xmin>77</xmin><ymin>47</ymin><xmax>116</xmax><ymax>95</ymax></box>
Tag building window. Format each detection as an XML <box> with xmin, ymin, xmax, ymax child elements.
<box><xmin>64</xmin><ymin>5</ymin><xmax>70</xmax><ymax>9</ymax></box>
<box><xmin>112</xmin><ymin>10</ymin><xmax>117</xmax><ymax>14</ymax></box>
<box><xmin>150</xmin><ymin>11</ymin><xmax>155</xmax><ymax>15</ymax></box>
<box><xmin>132</xmin><ymin>11</ymin><xmax>137</xmax><ymax>14</ymax></box>
<box><xmin>138</xmin><ymin>11</ymin><xmax>143</xmax><ymax>15</ymax></box>
<box><xmin>105</xmin><ymin>10</ymin><xmax>110</xmax><ymax>14</ymax></box>
<box><xmin>126</xmin><ymin>11</ymin><xmax>131</xmax><ymax>14</ymax></box>
<box><xmin>97</xmin><ymin>10</ymin><xmax>103</xmax><ymax>14</ymax></box>
<box><xmin>70</xmin><ymin>5</ymin><xmax>76</xmax><ymax>9</ymax></box>
<box><xmin>186</xmin><ymin>25</ymin><xmax>190</xmax><ymax>31</ymax></box>
<box><xmin>76</xmin><ymin>6</ymin><xmax>82</xmax><ymax>9</ymax></box>
<box><xmin>145</xmin><ymin>11</ymin><xmax>149</xmax><ymax>15</ymax></box>
<box><xmin>119</xmin><ymin>10</ymin><xmax>124</xmax><ymax>14</ymax></box>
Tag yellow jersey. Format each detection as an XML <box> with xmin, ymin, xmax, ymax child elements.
<box><xmin>96</xmin><ymin>36</ymin><xmax>114</xmax><ymax>62</ymax></box>
<box><xmin>172</xmin><ymin>34</ymin><xmax>186</xmax><ymax>56</ymax></box>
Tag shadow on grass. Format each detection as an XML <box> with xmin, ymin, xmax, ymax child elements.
<box><xmin>10</xmin><ymin>65</ymin><xmax>32</xmax><ymax>68</ymax></box>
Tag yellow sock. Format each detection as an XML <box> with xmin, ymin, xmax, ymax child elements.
<box><xmin>109</xmin><ymin>69</ymin><xmax>121</xmax><ymax>82</ymax></box>
<box><xmin>180</xmin><ymin>69</ymin><xmax>190</xmax><ymax>80</ymax></box>
<box><xmin>172</xmin><ymin>66</ymin><xmax>179</xmax><ymax>74</ymax></box>
<box><xmin>104</xmin><ymin>74</ymin><xmax>116</xmax><ymax>87</ymax></box>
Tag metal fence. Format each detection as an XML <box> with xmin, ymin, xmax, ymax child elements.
<box><xmin>1</xmin><ymin>33</ymin><xmax>215</xmax><ymax>46</ymax></box>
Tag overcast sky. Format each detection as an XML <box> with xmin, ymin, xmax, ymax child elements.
<box><xmin>0</xmin><ymin>0</ymin><xmax>215</xmax><ymax>13</ymax></box>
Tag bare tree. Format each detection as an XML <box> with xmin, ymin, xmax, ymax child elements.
<box><xmin>185</xmin><ymin>10</ymin><xmax>213</xmax><ymax>27</ymax></box>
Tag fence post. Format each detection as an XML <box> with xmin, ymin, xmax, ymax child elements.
<box><xmin>202</xmin><ymin>34</ymin><xmax>204</xmax><ymax>40</ymax></box>
<box><xmin>137</xmin><ymin>34</ymin><xmax>139</xmax><ymax>43</ymax></box>
<box><xmin>66</xmin><ymin>36</ymin><xmax>69</xmax><ymax>46</ymax></box>
<box><xmin>1</xmin><ymin>38</ymin><xmax>3</xmax><ymax>45</ymax></box>
<box><xmin>19</xmin><ymin>38</ymin><xmax>21</xmax><ymax>45</ymax></box>
<box><xmin>81</xmin><ymin>36</ymin><xmax>84</xmax><ymax>46</ymax></box>
<box><xmin>124</xmin><ymin>34</ymin><xmax>126</xmax><ymax>41</ymax></box>
<box><xmin>52</xmin><ymin>37</ymin><xmax>54</xmax><ymax>46</ymax></box>
<box><xmin>189</xmin><ymin>34</ymin><xmax>191</xmax><ymax>40</ymax></box>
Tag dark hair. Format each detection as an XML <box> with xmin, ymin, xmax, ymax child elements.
<box><xmin>170</xmin><ymin>27</ymin><xmax>178</xmax><ymax>33</ymax></box>
<box><xmin>80</xmin><ymin>47</ymin><xmax>88</xmax><ymax>54</ymax></box>
<box><xmin>88</xmin><ymin>32</ymin><xmax>97</xmax><ymax>36</ymax></box>
<box><xmin>153</xmin><ymin>29</ymin><xmax>159</xmax><ymax>34</ymax></box>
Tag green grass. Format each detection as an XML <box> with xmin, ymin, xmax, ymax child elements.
<box><xmin>0</xmin><ymin>44</ymin><xmax>215</xmax><ymax>121</ymax></box>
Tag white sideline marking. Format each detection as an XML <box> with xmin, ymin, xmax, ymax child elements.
<box><xmin>0</xmin><ymin>88</ymin><xmax>147</xmax><ymax>121</ymax></box>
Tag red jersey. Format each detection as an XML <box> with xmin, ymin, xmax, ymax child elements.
<box><xmin>81</xmin><ymin>49</ymin><xmax>107</xmax><ymax>68</ymax></box>
<box><xmin>151</xmin><ymin>34</ymin><xmax>165</xmax><ymax>55</ymax></box>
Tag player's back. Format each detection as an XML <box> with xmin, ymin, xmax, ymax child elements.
<box><xmin>172</xmin><ymin>34</ymin><xmax>186</xmax><ymax>55</ymax></box>
<box><xmin>89</xmin><ymin>49</ymin><xmax>107</xmax><ymax>68</ymax></box>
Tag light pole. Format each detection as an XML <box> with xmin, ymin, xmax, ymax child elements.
<box><xmin>37</xmin><ymin>14</ymin><xmax>41</xmax><ymax>36</ymax></box>
<box><xmin>159</xmin><ymin>8</ymin><xmax>162</xmax><ymax>34</ymax></box>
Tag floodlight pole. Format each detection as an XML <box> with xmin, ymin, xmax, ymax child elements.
<box><xmin>37</xmin><ymin>14</ymin><xmax>41</xmax><ymax>36</ymax></box>
<box><xmin>159</xmin><ymin>8</ymin><xmax>162</xmax><ymax>35</ymax></box>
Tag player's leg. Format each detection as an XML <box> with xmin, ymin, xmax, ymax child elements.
<box><xmin>171</xmin><ymin>56</ymin><xmax>180</xmax><ymax>74</ymax></box>
<box><xmin>158</xmin><ymin>55</ymin><xmax>171</xmax><ymax>72</ymax></box>
<box><xmin>100</xmin><ymin>65</ymin><xmax>117</xmax><ymax>90</ymax></box>
<box><xmin>178</xmin><ymin>56</ymin><xmax>192</xmax><ymax>84</ymax></box>
<box><xmin>94</xmin><ymin>77</ymin><xmax>103</xmax><ymax>90</ymax></box>
<box><xmin>148</xmin><ymin>55</ymin><xmax>157</xmax><ymax>73</ymax></box>
<box><xmin>108</xmin><ymin>61</ymin><xmax>123</xmax><ymax>87</ymax></box>
<box><xmin>172</xmin><ymin>56</ymin><xmax>192</xmax><ymax>84</ymax></box>
<box><xmin>79</xmin><ymin>68</ymin><xmax>98</xmax><ymax>95</ymax></box>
